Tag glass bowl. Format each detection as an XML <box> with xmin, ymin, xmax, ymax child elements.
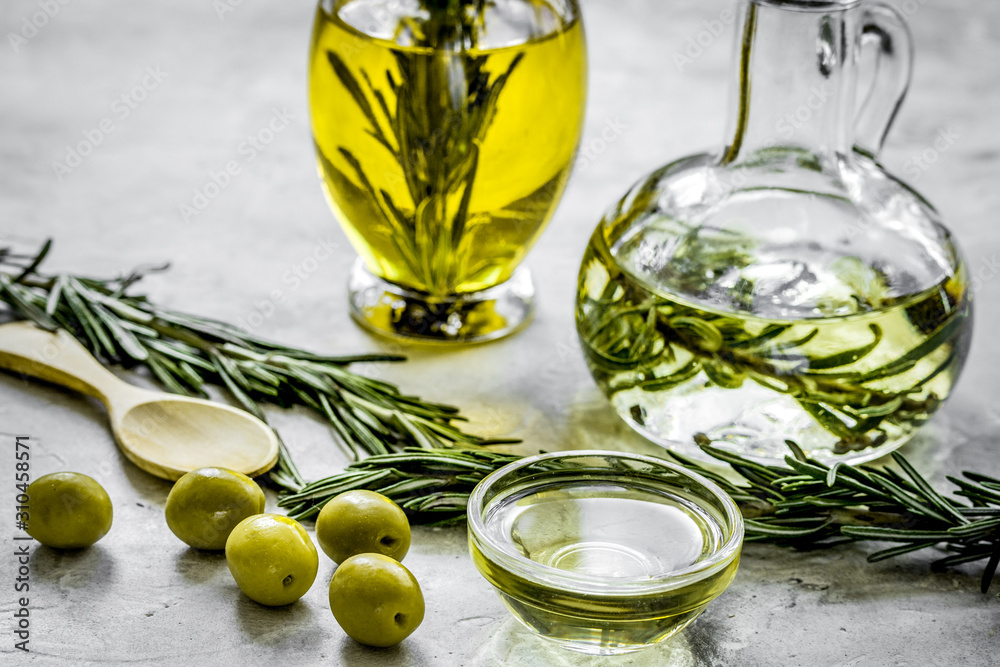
<box><xmin>467</xmin><ymin>450</ymin><xmax>744</xmax><ymax>655</ymax></box>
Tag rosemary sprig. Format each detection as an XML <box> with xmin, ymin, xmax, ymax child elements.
<box><xmin>671</xmin><ymin>442</ymin><xmax>1000</xmax><ymax>594</ymax></box>
<box><xmin>0</xmin><ymin>240</ymin><xmax>516</xmax><ymax>493</ymax></box>
<box><xmin>278</xmin><ymin>447</ymin><xmax>522</xmax><ymax>524</ymax></box>
<box><xmin>279</xmin><ymin>438</ymin><xmax>1000</xmax><ymax>592</ymax></box>
<box><xmin>317</xmin><ymin>1</ymin><xmax>544</xmax><ymax>295</ymax></box>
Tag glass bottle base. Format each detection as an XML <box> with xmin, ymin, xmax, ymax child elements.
<box><xmin>348</xmin><ymin>259</ymin><xmax>535</xmax><ymax>344</ymax></box>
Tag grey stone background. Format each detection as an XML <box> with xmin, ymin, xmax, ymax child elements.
<box><xmin>0</xmin><ymin>0</ymin><xmax>998</xmax><ymax>665</ymax></box>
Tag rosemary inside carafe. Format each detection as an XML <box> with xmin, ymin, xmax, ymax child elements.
<box><xmin>576</xmin><ymin>213</ymin><xmax>972</xmax><ymax>462</ymax></box>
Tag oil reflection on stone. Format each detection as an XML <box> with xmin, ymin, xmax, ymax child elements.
<box><xmin>472</xmin><ymin>615</ymin><xmax>699</xmax><ymax>666</ymax></box>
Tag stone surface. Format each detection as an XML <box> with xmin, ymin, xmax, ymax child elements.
<box><xmin>1</xmin><ymin>0</ymin><xmax>999</xmax><ymax>665</ymax></box>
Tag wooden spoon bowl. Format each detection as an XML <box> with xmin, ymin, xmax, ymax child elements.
<box><xmin>0</xmin><ymin>321</ymin><xmax>278</xmax><ymax>481</ymax></box>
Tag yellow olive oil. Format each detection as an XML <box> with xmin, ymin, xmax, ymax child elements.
<box><xmin>576</xmin><ymin>224</ymin><xmax>972</xmax><ymax>464</ymax></box>
<box><xmin>470</xmin><ymin>479</ymin><xmax>739</xmax><ymax>654</ymax></box>
<box><xmin>309</xmin><ymin>2</ymin><xmax>586</xmax><ymax>296</ymax></box>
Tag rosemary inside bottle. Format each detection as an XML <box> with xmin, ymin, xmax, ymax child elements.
<box><xmin>308</xmin><ymin>0</ymin><xmax>586</xmax><ymax>295</ymax></box>
<box><xmin>576</xmin><ymin>214</ymin><xmax>972</xmax><ymax>464</ymax></box>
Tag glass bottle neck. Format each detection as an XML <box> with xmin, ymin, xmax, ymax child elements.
<box><xmin>722</xmin><ymin>0</ymin><xmax>862</xmax><ymax>165</ymax></box>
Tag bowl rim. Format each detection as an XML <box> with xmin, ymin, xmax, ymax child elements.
<box><xmin>467</xmin><ymin>449</ymin><xmax>745</xmax><ymax>596</ymax></box>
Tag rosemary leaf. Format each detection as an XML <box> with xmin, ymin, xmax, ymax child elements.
<box><xmin>867</xmin><ymin>540</ymin><xmax>941</xmax><ymax>562</ymax></box>
<box><xmin>0</xmin><ymin>274</ymin><xmax>57</xmax><ymax>330</ymax></box>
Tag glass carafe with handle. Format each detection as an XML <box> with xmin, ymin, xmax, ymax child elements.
<box><xmin>310</xmin><ymin>0</ymin><xmax>587</xmax><ymax>343</ymax></box>
<box><xmin>576</xmin><ymin>0</ymin><xmax>972</xmax><ymax>465</ymax></box>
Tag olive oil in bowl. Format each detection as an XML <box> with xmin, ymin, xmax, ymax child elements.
<box><xmin>468</xmin><ymin>452</ymin><xmax>743</xmax><ymax>655</ymax></box>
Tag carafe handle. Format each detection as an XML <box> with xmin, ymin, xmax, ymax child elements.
<box><xmin>853</xmin><ymin>2</ymin><xmax>914</xmax><ymax>158</ymax></box>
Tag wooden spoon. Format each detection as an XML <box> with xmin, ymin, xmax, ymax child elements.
<box><xmin>0</xmin><ymin>321</ymin><xmax>279</xmax><ymax>481</ymax></box>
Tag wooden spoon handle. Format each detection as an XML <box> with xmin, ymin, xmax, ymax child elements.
<box><xmin>0</xmin><ymin>321</ymin><xmax>125</xmax><ymax>401</ymax></box>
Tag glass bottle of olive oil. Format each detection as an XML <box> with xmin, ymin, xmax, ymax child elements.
<box><xmin>575</xmin><ymin>0</ymin><xmax>972</xmax><ymax>465</ymax></box>
<box><xmin>577</xmin><ymin>218</ymin><xmax>971</xmax><ymax>465</ymax></box>
<box><xmin>309</xmin><ymin>0</ymin><xmax>586</xmax><ymax>342</ymax></box>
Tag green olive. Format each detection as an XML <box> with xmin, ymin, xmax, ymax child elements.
<box><xmin>165</xmin><ymin>467</ymin><xmax>266</xmax><ymax>550</ymax></box>
<box><xmin>329</xmin><ymin>553</ymin><xmax>424</xmax><ymax>647</ymax></box>
<box><xmin>25</xmin><ymin>472</ymin><xmax>113</xmax><ymax>549</ymax></box>
<box><xmin>315</xmin><ymin>490</ymin><xmax>410</xmax><ymax>564</ymax></box>
<box><xmin>226</xmin><ymin>514</ymin><xmax>318</xmax><ymax>606</ymax></box>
